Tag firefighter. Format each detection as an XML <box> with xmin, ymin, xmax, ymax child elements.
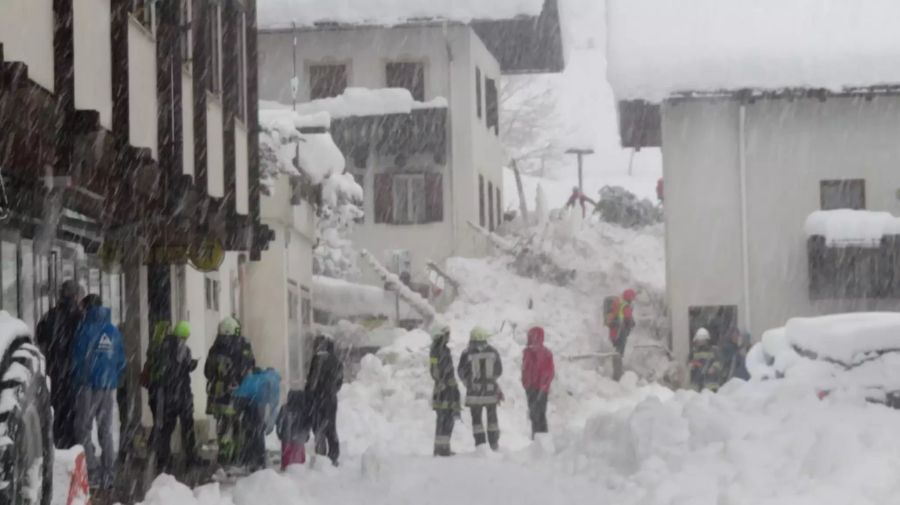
<box><xmin>306</xmin><ymin>335</ymin><xmax>344</xmax><ymax>466</ymax></box>
<box><xmin>690</xmin><ymin>328</ymin><xmax>723</xmax><ymax>392</ymax></box>
<box><xmin>429</xmin><ymin>324</ymin><xmax>461</xmax><ymax>456</ymax></box>
<box><xmin>205</xmin><ymin>316</ymin><xmax>256</xmax><ymax>466</ymax></box>
<box><xmin>605</xmin><ymin>289</ymin><xmax>636</xmax><ymax>357</ymax></box>
<box><xmin>156</xmin><ymin>321</ymin><xmax>199</xmax><ymax>472</ymax></box>
<box><xmin>458</xmin><ymin>327</ymin><xmax>503</xmax><ymax>450</ymax></box>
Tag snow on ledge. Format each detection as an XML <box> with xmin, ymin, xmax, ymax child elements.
<box><xmin>607</xmin><ymin>0</ymin><xmax>900</xmax><ymax>102</ymax></box>
<box><xmin>258</xmin><ymin>0</ymin><xmax>544</xmax><ymax>30</ymax></box>
<box><xmin>804</xmin><ymin>210</ymin><xmax>900</xmax><ymax>248</ymax></box>
<box><xmin>259</xmin><ymin>107</ymin><xmax>345</xmax><ymax>185</ymax></box>
<box><xmin>266</xmin><ymin>88</ymin><xmax>448</xmax><ymax>120</ymax></box>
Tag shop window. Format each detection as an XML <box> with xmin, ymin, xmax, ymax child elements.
<box><xmin>301</xmin><ymin>286</ymin><xmax>312</xmax><ymax>328</ymax></box>
<box><xmin>475</xmin><ymin>67</ymin><xmax>482</xmax><ymax>118</ymax></box>
<box><xmin>386</xmin><ymin>62</ymin><xmax>425</xmax><ymax>101</ymax></box>
<box><xmin>309</xmin><ymin>64</ymin><xmax>348</xmax><ymax>100</ymax></box>
<box><xmin>374</xmin><ymin>172</ymin><xmax>443</xmax><ymax>225</ymax></box>
<box><xmin>479</xmin><ymin>175</ymin><xmax>486</xmax><ymax>227</ymax></box>
<box><xmin>1</xmin><ymin>241</ymin><xmax>17</xmax><ymax>317</ymax></box>
<box><xmin>820</xmin><ymin>179</ymin><xmax>865</xmax><ymax>210</ymax></box>
<box><xmin>485</xmin><ymin>77</ymin><xmax>499</xmax><ymax>135</ymax></box>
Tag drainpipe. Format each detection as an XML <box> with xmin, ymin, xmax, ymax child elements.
<box><xmin>442</xmin><ymin>24</ymin><xmax>457</xmax><ymax>253</ymax></box>
<box><xmin>739</xmin><ymin>102</ymin><xmax>752</xmax><ymax>334</ymax></box>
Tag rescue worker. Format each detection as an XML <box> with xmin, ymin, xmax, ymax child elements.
<box><xmin>605</xmin><ymin>289</ymin><xmax>636</xmax><ymax>356</ymax></box>
<box><xmin>205</xmin><ymin>316</ymin><xmax>256</xmax><ymax>466</ymax></box>
<box><xmin>721</xmin><ymin>330</ymin><xmax>752</xmax><ymax>382</ymax></box>
<box><xmin>565</xmin><ymin>186</ymin><xmax>597</xmax><ymax>217</ymax></box>
<box><xmin>689</xmin><ymin>328</ymin><xmax>723</xmax><ymax>392</ymax></box>
<box><xmin>306</xmin><ymin>335</ymin><xmax>344</xmax><ymax>466</ymax></box>
<box><xmin>234</xmin><ymin>367</ymin><xmax>281</xmax><ymax>471</ymax></box>
<box><xmin>458</xmin><ymin>327</ymin><xmax>503</xmax><ymax>450</ymax></box>
<box><xmin>156</xmin><ymin>321</ymin><xmax>199</xmax><ymax>472</ymax></box>
<box><xmin>429</xmin><ymin>324</ymin><xmax>461</xmax><ymax>457</ymax></box>
<box><xmin>36</xmin><ymin>280</ymin><xmax>83</xmax><ymax>448</ymax></box>
<box><xmin>72</xmin><ymin>295</ymin><xmax>126</xmax><ymax>489</ymax></box>
<box><xmin>142</xmin><ymin>321</ymin><xmax>171</xmax><ymax>436</ymax></box>
<box><xmin>521</xmin><ymin>326</ymin><xmax>555</xmax><ymax>439</ymax></box>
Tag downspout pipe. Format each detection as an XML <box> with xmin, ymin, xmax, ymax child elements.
<box><xmin>442</xmin><ymin>24</ymin><xmax>457</xmax><ymax>252</ymax></box>
<box><xmin>739</xmin><ymin>101</ymin><xmax>752</xmax><ymax>335</ymax></box>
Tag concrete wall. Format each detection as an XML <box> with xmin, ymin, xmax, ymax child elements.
<box><xmin>0</xmin><ymin>0</ymin><xmax>54</xmax><ymax>91</ymax></box>
<box><xmin>235</xmin><ymin>122</ymin><xmax>250</xmax><ymax>215</ymax></box>
<box><xmin>182</xmin><ymin>71</ymin><xmax>195</xmax><ymax>178</ymax></box>
<box><xmin>206</xmin><ymin>98</ymin><xmax>225</xmax><ymax>197</ymax></box>
<box><xmin>259</xmin><ymin>24</ymin><xmax>506</xmax><ymax>284</ymax></box>
<box><xmin>73</xmin><ymin>0</ymin><xmax>112</xmax><ymax>129</ymax></box>
<box><xmin>662</xmin><ymin>95</ymin><xmax>900</xmax><ymax>363</ymax></box>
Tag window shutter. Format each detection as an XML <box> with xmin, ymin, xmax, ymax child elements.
<box><xmin>425</xmin><ymin>173</ymin><xmax>443</xmax><ymax>223</ymax></box>
<box><xmin>374</xmin><ymin>174</ymin><xmax>394</xmax><ymax>223</ymax></box>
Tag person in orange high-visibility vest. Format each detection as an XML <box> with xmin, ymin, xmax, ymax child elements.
<box><xmin>605</xmin><ymin>289</ymin><xmax>636</xmax><ymax>356</ymax></box>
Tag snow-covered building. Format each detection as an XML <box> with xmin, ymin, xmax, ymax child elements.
<box><xmin>255</xmin><ymin>0</ymin><xmax>564</xmax><ymax>284</ymax></box>
<box><xmin>607</xmin><ymin>0</ymin><xmax>900</xmax><ymax>364</ymax></box>
<box><xmin>0</xmin><ymin>0</ymin><xmax>274</xmax><ymax>441</ymax></box>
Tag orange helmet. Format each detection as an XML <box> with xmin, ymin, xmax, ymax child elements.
<box><xmin>623</xmin><ymin>289</ymin><xmax>636</xmax><ymax>302</ymax></box>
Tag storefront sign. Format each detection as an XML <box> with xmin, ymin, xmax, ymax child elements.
<box><xmin>189</xmin><ymin>238</ymin><xmax>225</xmax><ymax>272</ymax></box>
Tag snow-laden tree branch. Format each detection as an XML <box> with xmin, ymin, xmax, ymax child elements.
<box><xmin>500</xmin><ymin>75</ymin><xmax>565</xmax><ymax>176</ymax></box>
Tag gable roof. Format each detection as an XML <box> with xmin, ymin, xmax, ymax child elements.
<box><xmin>257</xmin><ymin>0</ymin><xmax>564</xmax><ymax>74</ymax></box>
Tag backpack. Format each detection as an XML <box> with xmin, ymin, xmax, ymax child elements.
<box><xmin>235</xmin><ymin>368</ymin><xmax>282</xmax><ymax>433</ymax></box>
<box><xmin>603</xmin><ymin>296</ymin><xmax>618</xmax><ymax>326</ymax></box>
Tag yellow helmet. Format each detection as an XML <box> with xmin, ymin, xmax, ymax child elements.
<box><xmin>470</xmin><ymin>327</ymin><xmax>491</xmax><ymax>342</ymax></box>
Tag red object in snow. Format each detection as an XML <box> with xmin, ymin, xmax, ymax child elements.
<box><xmin>522</xmin><ymin>327</ymin><xmax>556</xmax><ymax>393</ymax></box>
<box><xmin>67</xmin><ymin>452</ymin><xmax>90</xmax><ymax>505</ymax></box>
<box><xmin>281</xmin><ymin>442</ymin><xmax>307</xmax><ymax>469</ymax></box>
<box><xmin>816</xmin><ymin>390</ymin><xmax>830</xmax><ymax>400</ymax></box>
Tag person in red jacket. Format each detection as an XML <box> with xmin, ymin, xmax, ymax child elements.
<box><xmin>521</xmin><ymin>326</ymin><xmax>555</xmax><ymax>439</ymax></box>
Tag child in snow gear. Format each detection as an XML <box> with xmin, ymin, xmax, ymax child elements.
<box><xmin>521</xmin><ymin>327</ymin><xmax>555</xmax><ymax>439</ymax></box>
<box><xmin>306</xmin><ymin>335</ymin><xmax>344</xmax><ymax>465</ymax></box>
<box><xmin>36</xmin><ymin>280</ymin><xmax>83</xmax><ymax>448</ymax></box>
<box><xmin>690</xmin><ymin>328</ymin><xmax>723</xmax><ymax>392</ymax></box>
<box><xmin>155</xmin><ymin>321</ymin><xmax>200</xmax><ymax>472</ymax></box>
<box><xmin>205</xmin><ymin>316</ymin><xmax>256</xmax><ymax>466</ymax></box>
<box><xmin>234</xmin><ymin>367</ymin><xmax>282</xmax><ymax>471</ymax></box>
<box><xmin>604</xmin><ymin>289</ymin><xmax>636</xmax><ymax>356</ymax></box>
<box><xmin>72</xmin><ymin>295</ymin><xmax>126</xmax><ymax>489</ymax></box>
<box><xmin>430</xmin><ymin>325</ymin><xmax>461</xmax><ymax>456</ymax></box>
<box><xmin>277</xmin><ymin>390</ymin><xmax>311</xmax><ymax>469</ymax></box>
<box><xmin>458</xmin><ymin>327</ymin><xmax>503</xmax><ymax>450</ymax></box>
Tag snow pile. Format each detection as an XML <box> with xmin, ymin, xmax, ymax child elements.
<box><xmin>313</xmin><ymin>275</ymin><xmax>419</xmax><ymax>321</ymax></box>
<box><xmin>265</xmin><ymin>88</ymin><xmax>447</xmax><ymax>120</ymax></box>
<box><xmin>139</xmin><ymin>475</ymin><xmax>234</xmax><ymax>505</ymax></box>
<box><xmin>805</xmin><ymin>209</ymin><xmax>900</xmax><ymax>247</ymax></box>
<box><xmin>257</xmin><ymin>0</ymin><xmax>544</xmax><ymax>29</ymax></box>
<box><xmin>258</xmin><ymin>108</ymin><xmax>345</xmax><ymax>186</ymax></box>
<box><xmin>606</xmin><ymin>0</ymin><xmax>900</xmax><ymax>102</ymax></box>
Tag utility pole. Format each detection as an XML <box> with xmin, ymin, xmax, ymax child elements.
<box><xmin>566</xmin><ymin>148</ymin><xmax>595</xmax><ymax>217</ymax></box>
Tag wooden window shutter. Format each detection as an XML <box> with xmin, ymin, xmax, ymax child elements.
<box><xmin>374</xmin><ymin>173</ymin><xmax>394</xmax><ymax>223</ymax></box>
<box><xmin>425</xmin><ymin>173</ymin><xmax>443</xmax><ymax>223</ymax></box>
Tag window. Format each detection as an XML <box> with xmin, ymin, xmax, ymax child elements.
<box><xmin>488</xmin><ymin>181</ymin><xmax>495</xmax><ymax>231</ymax></box>
<box><xmin>237</xmin><ymin>11</ymin><xmax>248</xmax><ymax>120</ymax></box>
<box><xmin>479</xmin><ymin>175</ymin><xmax>486</xmax><ymax>227</ymax></box>
<box><xmin>820</xmin><ymin>179</ymin><xmax>865</xmax><ymax>210</ymax></box>
<box><xmin>205</xmin><ymin>277</ymin><xmax>220</xmax><ymax>311</ymax></box>
<box><xmin>131</xmin><ymin>0</ymin><xmax>156</xmax><ymax>32</ymax></box>
<box><xmin>207</xmin><ymin>1</ymin><xmax>222</xmax><ymax>94</ymax></box>
<box><xmin>475</xmin><ymin>67</ymin><xmax>482</xmax><ymax>118</ymax></box>
<box><xmin>179</xmin><ymin>0</ymin><xmax>192</xmax><ymax>64</ymax></box>
<box><xmin>374</xmin><ymin>172</ymin><xmax>443</xmax><ymax>224</ymax></box>
<box><xmin>496</xmin><ymin>187</ymin><xmax>502</xmax><ymax>226</ymax></box>
<box><xmin>386</xmin><ymin>62</ymin><xmax>425</xmax><ymax>101</ymax></box>
<box><xmin>287</xmin><ymin>283</ymin><xmax>302</xmax><ymax>386</ymax></box>
<box><xmin>486</xmin><ymin>78</ymin><xmax>499</xmax><ymax>135</ymax></box>
<box><xmin>301</xmin><ymin>287</ymin><xmax>312</xmax><ymax>327</ymax></box>
<box><xmin>309</xmin><ymin>64</ymin><xmax>347</xmax><ymax>100</ymax></box>
<box><xmin>1</xmin><ymin>241</ymin><xmax>17</xmax><ymax>317</ymax></box>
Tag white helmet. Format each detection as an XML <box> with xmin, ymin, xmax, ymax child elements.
<box><xmin>693</xmin><ymin>327</ymin><xmax>711</xmax><ymax>344</ymax></box>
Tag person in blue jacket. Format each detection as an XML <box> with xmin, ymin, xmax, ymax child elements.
<box><xmin>72</xmin><ymin>294</ymin><xmax>126</xmax><ymax>489</ymax></box>
<box><xmin>234</xmin><ymin>367</ymin><xmax>281</xmax><ymax>471</ymax></box>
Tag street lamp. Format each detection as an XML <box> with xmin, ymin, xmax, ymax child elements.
<box><xmin>565</xmin><ymin>148</ymin><xmax>595</xmax><ymax>196</ymax></box>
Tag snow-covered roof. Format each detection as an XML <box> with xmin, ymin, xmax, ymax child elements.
<box><xmin>607</xmin><ymin>0</ymin><xmax>900</xmax><ymax>103</ymax></box>
<box><xmin>805</xmin><ymin>210</ymin><xmax>900</xmax><ymax>248</ymax></box>
<box><xmin>257</xmin><ymin>0</ymin><xmax>544</xmax><ymax>30</ymax></box>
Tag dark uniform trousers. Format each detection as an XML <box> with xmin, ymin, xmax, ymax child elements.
<box><xmin>469</xmin><ymin>405</ymin><xmax>500</xmax><ymax>449</ymax></box>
